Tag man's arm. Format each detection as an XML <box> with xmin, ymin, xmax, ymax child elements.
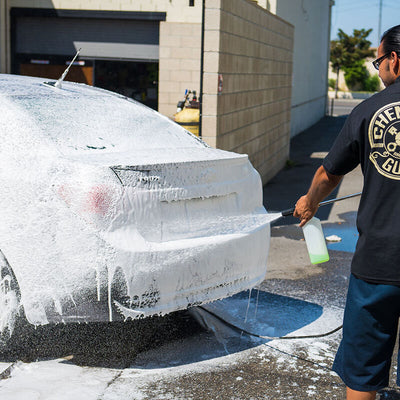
<box><xmin>293</xmin><ymin>165</ymin><xmax>343</xmax><ymax>227</ymax></box>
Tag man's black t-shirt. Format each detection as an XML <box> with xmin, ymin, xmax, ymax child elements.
<box><xmin>323</xmin><ymin>76</ymin><xmax>400</xmax><ymax>284</ymax></box>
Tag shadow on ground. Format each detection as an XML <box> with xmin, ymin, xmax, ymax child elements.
<box><xmin>0</xmin><ymin>311</ymin><xmax>202</xmax><ymax>368</ymax></box>
<box><xmin>0</xmin><ymin>290</ymin><xmax>326</xmax><ymax>370</ymax></box>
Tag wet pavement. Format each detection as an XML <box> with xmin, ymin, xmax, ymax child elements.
<box><xmin>1</xmin><ymin>113</ymin><xmax>400</xmax><ymax>399</ymax></box>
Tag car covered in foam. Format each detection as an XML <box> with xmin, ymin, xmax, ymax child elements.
<box><xmin>0</xmin><ymin>73</ymin><xmax>270</xmax><ymax>333</ymax></box>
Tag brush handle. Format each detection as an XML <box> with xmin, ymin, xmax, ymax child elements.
<box><xmin>280</xmin><ymin>192</ymin><xmax>362</xmax><ymax>217</ymax></box>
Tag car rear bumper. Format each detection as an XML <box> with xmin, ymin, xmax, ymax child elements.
<box><xmin>44</xmin><ymin>217</ymin><xmax>270</xmax><ymax>323</ymax></box>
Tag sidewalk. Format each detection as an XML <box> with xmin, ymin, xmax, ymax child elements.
<box><xmin>262</xmin><ymin>115</ymin><xmax>363</xmax><ymax>280</ymax></box>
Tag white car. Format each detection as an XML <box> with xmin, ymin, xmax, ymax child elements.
<box><xmin>0</xmin><ymin>74</ymin><xmax>270</xmax><ymax>335</ymax></box>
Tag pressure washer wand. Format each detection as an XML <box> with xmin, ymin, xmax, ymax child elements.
<box><xmin>280</xmin><ymin>192</ymin><xmax>362</xmax><ymax>217</ymax></box>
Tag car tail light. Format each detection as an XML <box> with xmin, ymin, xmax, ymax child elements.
<box><xmin>56</xmin><ymin>182</ymin><xmax>123</xmax><ymax>229</ymax></box>
<box><xmin>84</xmin><ymin>185</ymin><xmax>114</xmax><ymax>215</ymax></box>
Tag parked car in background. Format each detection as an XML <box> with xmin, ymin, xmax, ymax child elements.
<box><xmin>0</xmin><ymin>74</ymin><xmax>270</xmax><ymax>339</ymax></box>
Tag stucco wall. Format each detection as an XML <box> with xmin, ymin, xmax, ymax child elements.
<box><xmin>275</xmin><ymin>0</ymin><xmax>332</xmax><ymax>137</ymax></box>
<box><xmin>203</xmin><ymin>0</ymin><xmax>294</xmax><ymax>184</ymax></box>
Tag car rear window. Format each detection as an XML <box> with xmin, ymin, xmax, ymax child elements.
<box><xmin>11</xmin><ymin>87</ymin><xmax>205</xmax><ymax>156</ymax></box>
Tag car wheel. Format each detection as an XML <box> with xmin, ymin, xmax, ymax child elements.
<box><xmin>0</xmin><ymin>252</ymin><xmax>22</xmax><ymax>348</ymax></box>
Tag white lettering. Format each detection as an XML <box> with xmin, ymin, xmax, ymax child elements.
<box><xmin>382</xmin><ymin>158</ymin><xmax>400</xmax><ymax>174</ymax></box>
<box><xmin>395</xmin><ymin>106</ymin><xmax>400</xmax><ymax>119</ymax></box>
<box><xmin>375</xmin><ymin>113</ymin><xmax>389</xmax><ymax>129</ymax></box>
<box><xmin>374</xmin><ymin>126</ymin><xmax>384</xmax><ymax>140</ymax></box>
<box><xmin>384</xmin><ymin>108</ymin><xmax>396</xmax><ymax>122</ymax></box>
<box><xmin>383</xmin><ymin>158</ymin><xmax>393</xmax><ymax>172</ymax></box>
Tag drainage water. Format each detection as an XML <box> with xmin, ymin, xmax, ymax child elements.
<box><xmin>243</xmin><ymin>288</ymin><xmax>252</xmax><ymax>324</ymax></box>
<box><xmin>190</xmin><ymin>290</ymin><xmax>326</xmax><ymax>352</ymax></box>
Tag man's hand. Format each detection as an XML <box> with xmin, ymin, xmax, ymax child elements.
<box><xmin>292</xmin><ymin>165</ymin><xmax>343</xmax><ymax>227</ymax></box>
<box><xmin>293</xmin><ymin>195</ymin><xmax>319</xmax><ymax>227</ymax></box>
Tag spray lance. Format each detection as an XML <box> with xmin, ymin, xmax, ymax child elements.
<box><xmin>279</xmin><ymin>191</ymin><xmax>362</xmax><ymax>218</ymax></box>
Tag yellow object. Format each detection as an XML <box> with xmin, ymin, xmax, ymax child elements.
<box><xmin>174</xmin><ymin>108</ymin><xmax>200</xmax><ymax>136</ymax></box>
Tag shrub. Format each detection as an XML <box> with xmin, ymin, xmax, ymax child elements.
<box><xmin>328</xmin><ymin>78</ymin><xmax>336</xmax><ymax>89</ymax></box>
<box><xmin>364</xmin><ymin>74</ymin><xmax>380</xmax><ymax>92</ymax></box>
<box><xmin>343</xmin><ymin>60</ymin><xmax>369</xmax><ymax>91</ymax></box>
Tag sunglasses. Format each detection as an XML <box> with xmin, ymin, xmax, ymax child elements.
<box><xmin>372</xmin><ymin>53</ymin><xmax>391</xmax><ymax>70</ymax></box>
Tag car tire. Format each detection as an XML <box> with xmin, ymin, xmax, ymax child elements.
<box><xmin>0</xmin><ymin>251</ymin><xmax>23</xmax><ymax>349</ymax></box>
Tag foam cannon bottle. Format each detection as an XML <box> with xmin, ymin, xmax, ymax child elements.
<box><xmin>302</xmin><ymin>217</ymin><xmax>329</xmax><ymax>264</ymax></box>
<box><xmin>280</xmin><ymin>192</ymin><xmax>362</xmax><ymax>265</ymax></box>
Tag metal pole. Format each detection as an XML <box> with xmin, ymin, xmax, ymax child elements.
<box><xmin>318</xmin><ymin>192</ymin><xmax>362</xmax><ymax>207</ymax></box>
<box><xmin>198</xmin><ymin>0</ymin><xmax>205</xmax><ymax>139</ymax></box>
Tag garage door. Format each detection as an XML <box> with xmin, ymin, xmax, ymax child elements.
<box><xmin>13</xmin><ymin>10</ymin><xmax>164</xmax><ymax>61</ymax></box>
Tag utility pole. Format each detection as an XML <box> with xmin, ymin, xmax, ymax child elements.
<box><xmin>378</xmin><ymin>0</ymin><xmax>383</xmax><ymax>44</ymax></box>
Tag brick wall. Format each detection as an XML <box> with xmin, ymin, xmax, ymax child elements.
<box><xmin>158</xmin><ymin>22</ymin><xmax>202</xmax><ymax>119</ymax></box>
<box><xmin>203</xmin><ymin>0</ymin><xmax>294</xmax><ymax>184</ymax></box>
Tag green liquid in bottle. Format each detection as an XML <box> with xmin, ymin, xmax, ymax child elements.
<box><xmin>309</xmin><ymin>253</ymin><xmax>330</xmax><ymax>265</ymax></box>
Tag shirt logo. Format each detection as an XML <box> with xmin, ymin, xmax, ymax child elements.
<box><xmin>369</xmin><ymin>102</ymin><xmax>400</xmax><ymax>180</ymax></box>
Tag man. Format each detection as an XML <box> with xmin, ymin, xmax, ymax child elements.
<box><xmin>294</xmin><ymin>25</ymin><xmax>400</xmax><ymax>400</ymax></box>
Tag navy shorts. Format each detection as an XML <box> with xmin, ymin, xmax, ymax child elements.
<box><xmin>332</xmin><ymin>274</ymin><xmax>400</xmax><ymax>391</ymax></box>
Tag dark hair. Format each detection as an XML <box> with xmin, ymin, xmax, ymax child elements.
<box><xmin>381</xmin><ymin>25</ymin><xmax>400</xmax><ymax>54</ymax></box>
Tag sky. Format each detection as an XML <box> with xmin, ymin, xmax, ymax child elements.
<box><xmin>330</xmin><ymin>0</ymin><xmax>400</xmax><ymax>48</ymax></box>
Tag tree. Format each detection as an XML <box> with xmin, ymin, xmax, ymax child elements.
<box><xmin>343</xmin><ymin>60</ymin><xmax>369</xmax><ymax>91</ymax></box>
<box><xmin>330</xmin><ymin>28</ymin><xmax>375</xmax><ymax>97</ymax></box>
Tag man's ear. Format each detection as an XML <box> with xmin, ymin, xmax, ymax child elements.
<box><xmin>392</xmin><ymin>51</ymin><xmax>400</xmax><ymax>76</ymax></box>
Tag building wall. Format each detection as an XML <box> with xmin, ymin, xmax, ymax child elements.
<box><xmin>0</xmin><ymin>0</ymin><xmax>203</xmax><ymax>73</ymax></box>
<box><xmin>203</xmin><ymin>0</ymin><xmax>294</xmax><ymax>184</ymax></box>
<box><xmin>158</xmin><ymin>22</ymin><xmax>202</xmax><ymax>118</ymax></box>
<box><xmin>275</xmin><ymin>0</ymin><xmax>332</xmax><ymax>137</ymax></box>
<box><xmin>0</xmin><ymin>1</ymin><xmax>9</xmax><ymax>72</ymax></box>
<box><xmin>6</xmin><ymin>0</ymin><xmax>202</xmax><ymax>22</ymax></box>
<box><xmin>256</xmin><ymin>0</ymin><xmax>277</xmax><ymax>13</ymax></box>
